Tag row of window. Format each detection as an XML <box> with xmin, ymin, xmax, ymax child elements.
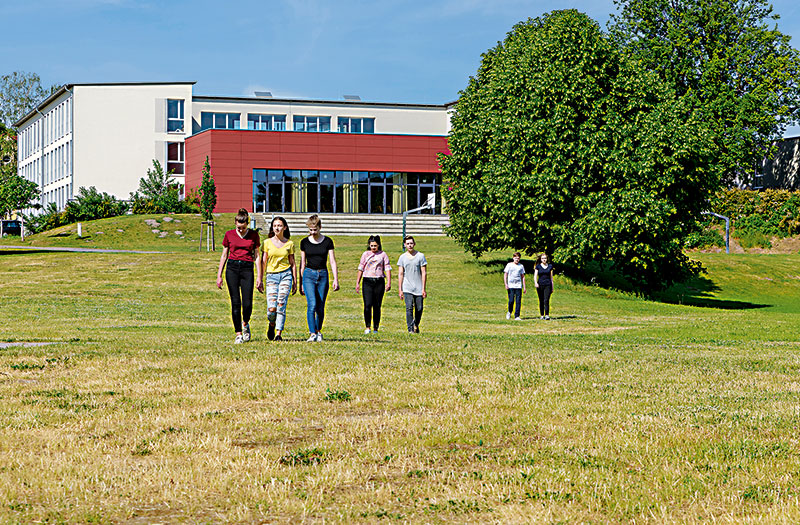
<box><xmin>43</xmin><ymin>184</ymin><xmax>72</xmax><ymax>211</ymax></box>
<box><xmin>18</xmin><ymin>98</ymin><xmax>72</xmax><ymax>159</ymax></box>
<box><xmin>252</xmin><ymin>169</ymin><xmax>440</xmax><ymax>214</ymax></box>
<box><xmin>18</xmin><ymin>142</ymin><xmax>72</xmax><ymax>189</ymax></box>
<box><xmin>198</xmin><ymin>112</ymin><xmax>375</xmax><ymax>134</ymax></box>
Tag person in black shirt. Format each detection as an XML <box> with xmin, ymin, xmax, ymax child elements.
<box><xmin>534</xmin><ymin>253</ymin><xmax>554</xmax><ymax>320</ymax></box>
<box><xmin>299</xmin><ymin>215</ymin><xmax>339</xmax><ymax>341</ymax></box>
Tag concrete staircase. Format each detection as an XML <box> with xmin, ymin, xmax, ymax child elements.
<box><xmin>254</xmin><ymin>213</ymin><xmax>450</xmax><ymax>236</ymax></box>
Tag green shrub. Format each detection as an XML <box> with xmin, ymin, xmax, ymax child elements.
<box><xmin>129</xmin><ymin>160</ymin><xmax>197</xmax><ymax>214</ymax></box>
<box><xmin>737</xmin><ymin>229</ymin><xmax>772</xmax><ymax>249</ymax></box>
<box><xmin>25</xmin><ymin>187</ymin><xmax>127</xmax><ymax>234</ymax></box>
<box><xmin>684</xmin><ymin>228</ymin><xmax>725</xmax><ymax>249</ymax></box>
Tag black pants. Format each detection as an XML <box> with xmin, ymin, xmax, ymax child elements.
<box><xmin>507</xmin><ymin>288</ymin><xmax>522</xmax><ymax>317</ymax></box>
<box><xmin>404</xmin><ymin>294</ymin><xmax>424</xmax><ymax>332</ymax></box>
<box><xmin>537</xmin><ymin>283</ymin><xmax>552</xmax><ymax>316</ymax></box>
<box><xmin>225</xmin><ymin>259</ymin><xmax>254</xmax><ymax>332</ymax></box>
<box><xmin>362</xmin><ymin>277</ymin><xmax>385</xmax><ymax>330</ymax></box>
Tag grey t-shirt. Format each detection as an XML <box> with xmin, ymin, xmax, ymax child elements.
<box><xmin>504</xmin><ymin>262</ymin><xmax>525</xmax><ymax>288</ymax></box>
<box><xmin>398</xmin><ymin>251</ymin><xmax>427</xmax><ymax>295</ymax></box>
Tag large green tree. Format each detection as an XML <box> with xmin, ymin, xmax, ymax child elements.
<box><xmin>441</xmin><ymin>9</ymin><xmax>717</xmax><ymax>288</ymax></box>
<box><xmin>0</xmin><ymin>71</ymin><xmax>59</xmax><ymax>128</ymax></box>
<box><xmin>611</xmin><ymin>0</ymin><xmax>800</xmax><ymax>185</ymax></box>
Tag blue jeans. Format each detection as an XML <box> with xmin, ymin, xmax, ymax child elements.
<box><xmin>266</xmin><ymin>269</ymin><xmax>293</xmax><ymax>331</ymax></box>
<box><xmin>303</xmin><ymin>268</ymin><xmax>329</xmax><ymax>334</ymax></box>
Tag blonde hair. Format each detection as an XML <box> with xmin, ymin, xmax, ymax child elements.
<box><xmin>306</xmin><ymin>214</ymin><xmax>321</xmax><ymax>228</ymax></box>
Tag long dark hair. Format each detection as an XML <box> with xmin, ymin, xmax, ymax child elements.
<box><xmin>235</xmin><ymin>208</ymin><xmax>249</xmax><ymax>224</ymax></box>
<box><xmin>269</xmin><ymin>216</ymin><xmax>291</xmax><ymax>238</ymax></box>
<box><xmin>367</xmin><ymin>235</ymin><xmax>382</xmax><ymax>251</ymax></box>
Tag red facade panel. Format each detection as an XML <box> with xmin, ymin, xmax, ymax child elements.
<box><xmin>185</xmin><ymin>129</ymin><xmax>449</xmax><ymax>212</ymax></box>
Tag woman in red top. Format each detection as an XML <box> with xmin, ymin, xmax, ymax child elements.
<box><xmin>216</xmin><ymin>208</ymin><xmax>262</xmax><ymax>343</ymax></box>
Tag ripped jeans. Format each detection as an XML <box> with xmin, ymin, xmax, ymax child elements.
<box><xmin>266</xmin><ymin>269</ymin><xmax>293</xmax><ymax>331</ymax></box>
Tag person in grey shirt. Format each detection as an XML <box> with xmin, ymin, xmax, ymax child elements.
<box><xmin>397</xmin><ymin>236</ymin><xmax>427</xmax><ymax>333</ymax></box>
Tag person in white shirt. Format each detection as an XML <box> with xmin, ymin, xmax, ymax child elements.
<box><xmin>503</xmin><ymin>252</ymin><xmax>526</xmax><ymax>320</ymax></box>
<box><xmin>397</xmin><ymin>236</ymin><xmax>427</xmax><ymax>333</ymax></box>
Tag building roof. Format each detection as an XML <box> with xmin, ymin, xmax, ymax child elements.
<box><xmin>192</xmin><ymin>94</ymin><xmax>449</xmax><ymax>110</ymax></box>
<box><xmin>13</xmin><ymin>82</ymin><xmax>197</xmax><ymax>128</ymax></box>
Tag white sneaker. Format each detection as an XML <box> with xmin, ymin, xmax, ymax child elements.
<box><xmin>540</xmin><ymin>316</ymin><xmax>545</xmax><ymax>320</ymax></box>
<box><xmin>506</xmin><ymin>312</ymin><xmax>511</xmax><ymax>320</ymax></box>
<box><xmin>242</xmin><ymin>324</ymin><xmax>251</xmax><ymax>342</ymax></box>
<box><xmin>515</xmin><ymin>317</ymin><xmax>522</xmax><ymax>321</ymax></box>
<box><xmin>234</xmin><ymin>335</ymin><xmax>244</xmax><ymax>344</ymax></box>
<box><xmin>316</xmin><ymin>333</ymin><xmax>323</xmax><ymax>342</ymax></box>
<box><xmin>545</xmin><ymin>315</ymin><xmax>550</xmax><ymax>320</ymax></box>
<box><xmin>306</xmin><ymin>334</ymin><xmax>317</xmax><ymax>342</ymax></box>
<box><xmin>364</xmin><ymin>328</ymin><xmax>372</xmax><ymax>334</ymax></box>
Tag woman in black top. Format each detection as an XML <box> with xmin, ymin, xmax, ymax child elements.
<box><xmin>534</xmin><ymin>253</ymin><xmax>554</xmax><ymax>320</ymax></box>
<box><xmin>299</xmin><ymin>215</ymin><xmax>339</xmax><ymax>342</ymax></box>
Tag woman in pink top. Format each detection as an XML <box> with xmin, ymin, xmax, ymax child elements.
<box><xmin>355</xmin><ymin>235</ymin><xmax>391</xmax><ymax>334</ymax></box>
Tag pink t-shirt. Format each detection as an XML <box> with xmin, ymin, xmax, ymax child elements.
<box><xmin>358</xmin><ymin>250</ymin><xmax>391</xmax><ymax>278</ymax></box>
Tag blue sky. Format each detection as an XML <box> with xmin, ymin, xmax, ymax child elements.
<box><xmin>5</xmin><ymin>0</ymin><xmax>800</xmax><ymax>134</ymax></box>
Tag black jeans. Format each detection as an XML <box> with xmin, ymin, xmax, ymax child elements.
<box><xmin>225</xmin><ymin>259</ymin><xmax>254</xmax><ymax>333</ymax></box>
<box><xmin>362</xmin><ymin>277</ymin><xmax>385</xmax><ymax>330</ymax></box>
<box><xmin>404</xmin><ymin>294</ymin><xmax>424</xmax><ymax>332</ymax></box>
<box><xmin>537</xmin><ymin>283</ymin><xmax>552</xmax><ymax>316</ymax></box>
<box><xmin>507</xmin><ymin>288</ymin><xmax>522</xmax><ymax>317</ymax></box>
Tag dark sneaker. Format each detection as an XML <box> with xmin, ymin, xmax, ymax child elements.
<box><xmin>414</xmin><ymin>325</ymin><xmax>420</xmax><ymax>334</ymax></box>
<box><xmin>267</xmin><ymin>323</ymin><xmax>275</xmax><ymax>341</ymax></box>
<box><xmin>274</xmin><ymin>334</ymin><xmax>283</xmax><ymax>341</ymax></box>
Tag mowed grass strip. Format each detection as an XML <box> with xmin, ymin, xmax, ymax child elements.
<box><xmin>1</xmin><ymin>228</ymin><xmax>799</xmax><ymax>522</ymax></box>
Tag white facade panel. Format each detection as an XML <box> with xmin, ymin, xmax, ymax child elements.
<box><xmin>72</xmin><ymin>83</ymin><xmax>193</xmax><ymax>201</ymax></box>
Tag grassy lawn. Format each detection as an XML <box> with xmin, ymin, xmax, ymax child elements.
<box><xmin>1</xmin><ymin>215</ymin><xmax>799</xmax><ymax>522</ymax></box>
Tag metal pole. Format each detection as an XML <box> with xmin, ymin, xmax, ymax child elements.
<box><xmin>401</xmin><ymin>203</ymin><xmax>435</xmax><ymax>251</ymax></box>
<box><xmin>701</xmin><ymin>211</ymin><xmax>730</xmax><ymax>254</ymax></box>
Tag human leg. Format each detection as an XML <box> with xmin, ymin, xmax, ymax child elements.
<box><xmin>362</xmin><ymin>278</ymin><xmax>375</xmax><ymax>329</ymax></box>
<box><xmin>537</xmin><ymin>286</ymin><xmax>545</xmax><ymax>317</ymax></box>
<box><xmin>507</xmin><ymin>289</ymin><xmax>515</xmax><ymax>315</ymax></box>
<box><xmin>266</xmin><ymin>272</ymin><xmax>279</xmax><ymax>331</ymax></box>
<box><xmin>303</xmin><ymin>268</ymin><xmax>317</xmax><ymax>334</ymax></box>
<box><xmin>541</xmin><ymin>284</ymin><xmax>552</xmax><ymax>317</ymax></box>
<box><xmin>313</xmin><ymin>269</ymin><xmax>329</xmax><ymax>333</ymax></box>
<box><xmin>404</xmin><ymin>294</ymin><xmax>415</xmax><ymax>332</ymax></box>
<box><xmin>512</xmin><ymin>288</ymin><xmax>522</xmax><ymax>318</ymax></box>
<box><xmin>413</xmin><ymin>294</ymin><xmax>424</xmax><ymax>331</ymax></box>
<box><xmin>275</xmin><ymin>270</ymin><xmax>292</xmax><ymax>332</ymax></box>
<box><xmin>372</xmin><ymin>278</ymin><xmax>385</xmax><ymax>331</ymax></box>
<box><xmin>225</xmin><ymin>262</ymin><xmax>243</xmax><ymax>333</ymax></box>
<box><xmin>240</xmin><ymin>262</ymin><xmax>254</xmax><ymax>328</ymax></box>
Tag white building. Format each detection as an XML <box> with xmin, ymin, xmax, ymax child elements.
<box><xmin>15</xmin><ymin>82</ymin><xmax>451</xmax><ymax>212</ymax></box>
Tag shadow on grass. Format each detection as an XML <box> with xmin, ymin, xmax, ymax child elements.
<box><xmin>0</xmin><ymin>249</ymin><xmax>65</xmax><ymax>256</ymax></box>
<box><xmin>474</xmin><ymin>257</ymin><xmax>770</xmax><ymax>310</ymax></box>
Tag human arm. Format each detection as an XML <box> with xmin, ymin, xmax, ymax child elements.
<box><xmin>299</xmin><ymin>249</ymin><xmax>306</xmax><ymax>295</ymax></box>
<box><xmin>216</xmin><ymin>247</ymin><xmax>229</xmax><ymax>289</ymax></box>
<box><xmin>534</xmin><ymin>268</ymin><xmax>539</xmax><ymax>288</ymax></box>
<box><xmin>384</xmin><ymin>269</ymin><xmax>391</xmax><ymax>292</ymax></box>
<box><xmin>503</xmin><ymin>270</ymin><xmax>509</xmax><ymax>290</ymax></box>
<box><xmin>355</xmin><ymin>269</ymin><xmax>363</xmax><ymax>293</ymax></box>
<box><xmin>329</xmin><ymin>249</ymin><xmax>340</xmax><ymax>291</ymax></box>
<box><xmin>522</xmin><ymin>273</ymin><xmax>527</xmax><ymax>294</ymax></box>
<box><xmin>255</xmin><ymin>249</ymin><xmax>264</xmax><ymax>293</ymax></box>
<box><xmin>289</xmin><ymin>254</ymin><xmax>297</xmax><ymax>295</ymax></box>
<box><xmin>421</xmin><ymin>264</ymin><xmax>427</xmax><ymax>299</ymax></box>
<box><xmin>397</xmin><ymin>266</ymin><xmax>404</xmax><ymax>299</ymax></box>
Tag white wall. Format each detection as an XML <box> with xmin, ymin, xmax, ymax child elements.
<box><xmin>192</xmin><ymin>98</ymin><xmax>450</xmax><ymax>136</ymax></box>
<box><xmin>73</xmin><ymin>83</ymin><xmax>193</xmax><ymax>200</ymax></box>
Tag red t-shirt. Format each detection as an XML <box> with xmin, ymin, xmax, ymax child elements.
<box><xmin>223</xmin><ymin>229</ymin><xmax>261</xmax><ymax>262</ymax></box>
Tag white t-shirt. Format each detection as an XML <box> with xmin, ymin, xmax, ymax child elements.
<box><xmin>397</xmin><ymin>251</ymin><xmax>427</xmax><ymax>295</ymax></box>
<box><xmin>504</xmin><ymin>262</ymin><xmax>525</xmax><ymax>288</ymax></box>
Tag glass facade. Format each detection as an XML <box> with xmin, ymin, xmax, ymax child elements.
<box><xmin>253</xmin><ymin>169</ymin><xmax>441</xmax><ymax>214</ymax></box>
<box><xmin>200</xmin><ymin>112</ymin><xmax>241</xmax><ymax>130</ymax></box>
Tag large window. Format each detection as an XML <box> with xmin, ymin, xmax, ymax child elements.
<box><xmin>248</xmin><ymin>114</ymin><xmax>286</xmax><ymax>131</ymax></box>
<box><xmin>167</xmin><ymin>142</ymin><xmax>184</xmax><ymax>175</ymax></box>
<box><xmin>167</xmin><ymin>99</ymin><xmax>185</xmax><ymax>133</ymax></box>
<box><xmin>200</xmin><ymin>112</ymin><xmax>241</xmax><ymax>131</ymax></box>
<box><xmin>252</xmin><ymin>169</ymin><xmax>440</xmax><ymax>214</ymax></box>
<box><xmin>337</xmin><ymin>117</ymin><xmax>375</xmax><ymax>134</ymax></box>
<box><xmin>293</xmin><ymin>116</ymin><xmax>331</xmax><ymax>132</ymax></box>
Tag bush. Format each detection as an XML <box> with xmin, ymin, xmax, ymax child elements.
<box><xmin>684</xmin><ymin>227</ymin><xmax>726</xmax><ymax>249</ymax></box>
<box><xmin>26</xmin><ymin>188</ymin><xmax>127</xmax><ymax>234</ymax></box>
<box><xmin>129</xmin><ymin>160</ymin><xmax>197</xmax><ymax>214</ymax></box>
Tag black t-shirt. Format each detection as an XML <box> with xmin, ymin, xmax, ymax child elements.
<box><xmin>301</xmin><ymin>236</ymin><xmax>335</xmax><ymax>270</ymax></box>
<box><xmin>536</xmin><ymin>263</ymin><xmax>553</xmax><ymax>285</ymax></box>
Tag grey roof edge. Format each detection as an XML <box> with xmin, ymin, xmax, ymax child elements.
<box><xmin>13</xmin><ymin>82</ymin><xmax>197</xmax><ymax>128</ymax></box>
<box><xmin>192</xmin><ymin>94</ymin><xmax>449</xmax><ymax>110</ymax></box>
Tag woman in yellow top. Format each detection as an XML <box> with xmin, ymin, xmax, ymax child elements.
<box><xmin>259</xmin><ymin>216</ymin><xmax>297</xmax><ymax>341</ymax></box>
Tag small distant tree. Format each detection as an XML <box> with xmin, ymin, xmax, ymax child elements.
<box><xmin>199</xmin><ymin>156</ymin><xmax>217</xmax><ymax>221</ymax></box>
<box><xmin>129</xmin><ymin>159</ymin><xmax>192</xmax><ymax>214</ymax></box>
<box><xmin>0</xmin><ymin>123</ymin><xmax>39</xmax><ymax>235</ymax></box>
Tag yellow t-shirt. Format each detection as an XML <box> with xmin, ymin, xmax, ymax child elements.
<box><xmin>264</xmin><ymin>238</ymin><xmax>295</xmax><ymax>273</ymax></box>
